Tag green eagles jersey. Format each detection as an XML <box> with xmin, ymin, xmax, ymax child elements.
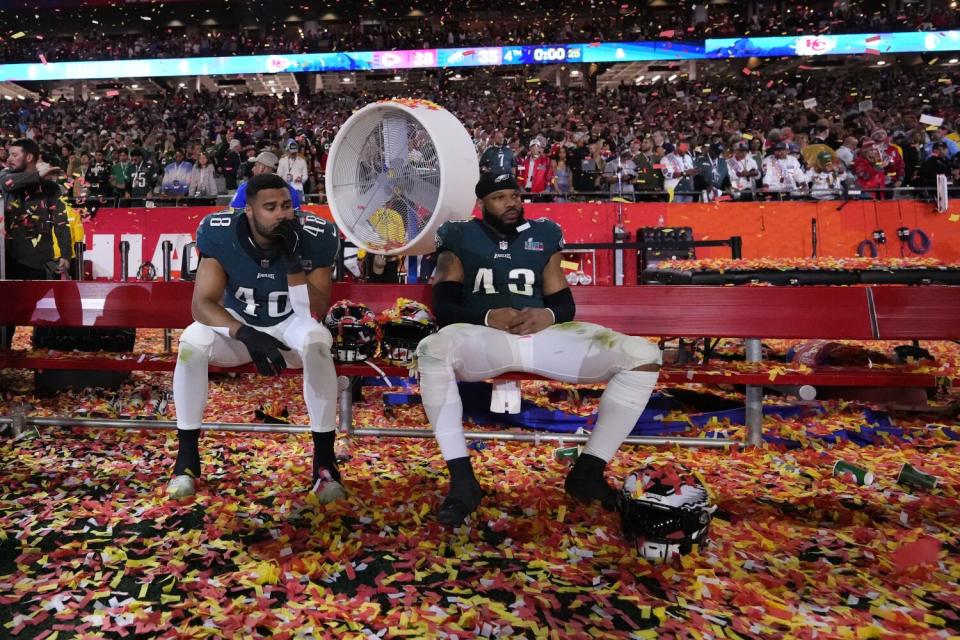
<box><xmin>436</xmin><ymin>217</ymin><xmax>564</xmax><ymax>314</ymax></box>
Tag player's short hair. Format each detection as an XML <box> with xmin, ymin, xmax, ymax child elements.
<box><xmin>11</xmin><ymin>138</ymin><xmax>40</xmax><ymax>162</ymax></box>
<box><xmin>246</xmin><ymin>173</ymin><xmax>290</xmax><ymax>204</ymax></box>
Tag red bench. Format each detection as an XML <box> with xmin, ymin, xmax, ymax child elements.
<box><xmin>2</xmin><ymin>281</ymin><xmax>959</xmax><ymax>446</ymax></box>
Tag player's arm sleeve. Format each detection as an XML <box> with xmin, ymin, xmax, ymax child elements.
<box><xmin>431</xmin><ymin>223</ymin><xmax>485</xmax><ymax>327</ymax></box>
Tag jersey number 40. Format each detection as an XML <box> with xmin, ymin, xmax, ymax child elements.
<box><xmin>235</xmin><ymin>288</ymin><xmax>290</xmax><ymax>318</ymax></box>
<box><xmin>472</xmin><ymin>267</ymin><xmax>534</xmax><ymax>296</ymax></box>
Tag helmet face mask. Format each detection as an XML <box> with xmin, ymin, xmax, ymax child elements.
<box><xmin>620</xmin><ymin>461</ymin><xmax>714</xmax><ymax>564</ymax></box>
<box><xmin>378</xmin><ymin>299</ymin><xmax>437</xmax><ymax>366</ymax></box>
<box><xmin>325</xmin><ymin>300</ymin><xmax>380</xmax><ymax>362</ymax></box>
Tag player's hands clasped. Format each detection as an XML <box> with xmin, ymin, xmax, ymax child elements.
<box><xmin>487</xmin><ymin>307</ymin><xmax>554</xmax><ymax>335</ymax></box>
<box><xmin>271</xmin><ymin>219</ymin><xmax>303</xmax><ymax>274</ymax></box>
<box><xmin>235</xmin><ymin>325</ymin><xmax>290</xmax><ymax>376</ymax></box>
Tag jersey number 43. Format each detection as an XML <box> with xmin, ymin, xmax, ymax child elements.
<box><xmin>472</xmin><ymin>267</ymin><xmax>534</xmax><ymax>296</ymax></box>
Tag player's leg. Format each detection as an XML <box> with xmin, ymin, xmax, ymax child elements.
<box><xmin>169</xmin><ymin>321</ymin><xmax>252</xmax><ymax>497</ymax></box>
<box><xmin>280</xmin><ymin>317</ymin><xmax>345</xmax><ymax>503</ymax></box>
<box><xmin>416</xmin><ymin>324</ymin><xmax>520</xmax><ymax>524</ymax></box>
<box><xmin>527</xmin><ymin>322</ymin><xmax>662</xmax><ymax>508</ymax></box>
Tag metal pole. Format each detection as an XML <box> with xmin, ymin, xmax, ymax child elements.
<box><xmin>161</xmin><ymin>240</ymin><xmax>174</xmax><ymax>353</ymax></box>
<box><xmin>744</xmin><ymin>337</ymin><xmax>763</xmax><ymax>447</ymax></box>
<box><xmin>337</xmin><ymin>375</ymin><xmax>353</xmax><ymax>435</ymax></box>
<box><xmin>0</xmin><ymin>415</ymin><xmax>738</xmax><ymax>448</ymax></box>
<box><xmin>73</xmin><ymin>241</ymin><xmax>86</xmax><ymax>281</ymax></box>
<box><xmin>119</xmin><ymin>240</ymin><xmax>130</xmax><ymax>282</ymax></box>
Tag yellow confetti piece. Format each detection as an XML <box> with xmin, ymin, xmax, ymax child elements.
<box><xmin>11</xmin><ymin>31</ymin><xmax>25</xmax><ymax>39</ymax></box>
<box><xmin>556</xmin><ymin>505</ymin><xmax>566</xmax><ymax>522</ymax></box>
<box><xmin>560</xmin><ymin>260</ymin><xmax>579</xmax><ymax>270</ymax></box>
<box><xmin>948</xmin><ymin>214</ymin><xmax>959</xmax><ymax>223</ymax></box>
<box><xmin>139</xmin><ymin>582</ymin><xmax>149</xmax><ymax>599</ymax></box>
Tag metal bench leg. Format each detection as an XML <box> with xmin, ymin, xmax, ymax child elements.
<box><xmin>337</xmin><ymin>375</ymin><xmax>353</xmax><ymax>436</ymax></box>
<box><xmin>744</xmin><ymin>338</ymin><xmax>763</xmax><ymax>447</ymax></box>
<box><xmin>11</xmin><ymin>407</ymin><xmax>26</xmax><ymax>438</ymax></box>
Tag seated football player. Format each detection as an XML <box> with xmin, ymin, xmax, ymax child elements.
<box><xmin>416</xmin><ymin>172</ymin><xmax>662</xmax><ymax>525</ymax></box>
<box><xmin>168</xmin><ymin>173</ymin><xmax>345</xmax><ymax>501</ymax></box>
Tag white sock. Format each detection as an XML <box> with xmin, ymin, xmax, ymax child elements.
<box><xmin>173</xmin><ymin>329</ymin><xmax>211</xmax><ymax>430</ymax></box>
<box><xmin>418</xmin><ymin>354</ymin><xmax>469</xmax><ymax>460</ymax></box>
<box><xmin>584</xmin><ymin>370</ymin><xmax>659</xmax><ymax>462</ymax></box>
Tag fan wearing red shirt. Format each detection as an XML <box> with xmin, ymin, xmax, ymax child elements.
<box><xmin>518</xmin><ymin>140</ymin><xmax>554</xmax><ymax>196</ymax></box>
<box><xmin>853</xmin><ymin>140</ymin><xmax>888</xmax><ymax>198</ymax></box>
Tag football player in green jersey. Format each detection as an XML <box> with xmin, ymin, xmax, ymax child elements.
<box><xmin>417</xmin><ymin>172</ymin><xmax>662</xmax><ymax>526</ymax></box>
<box><xmin>169</xmin><ymin>174</ymin><xmax>345</xmax><ymax>502</ymax></box>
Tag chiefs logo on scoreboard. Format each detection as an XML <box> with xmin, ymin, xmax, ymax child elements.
<box><xmin>795</xmin><ymin>36</ymin><xmax>837</xmax><ymax>56</ymax></box>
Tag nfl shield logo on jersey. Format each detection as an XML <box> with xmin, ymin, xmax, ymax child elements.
<box><xmin>499</xmin><ymin>241</ymin><xmax>509</xmax><ymax>250</ymax></box>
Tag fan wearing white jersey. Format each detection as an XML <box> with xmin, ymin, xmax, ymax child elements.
<box><xmin>416</xmin><ymin>172</ymin><xmax>662</xmax><ymax>526</ymax></box>
<box><xmin>168</xmin><ymin>173</ymin><xmax>345</xmax><ymax>502</ymax></box>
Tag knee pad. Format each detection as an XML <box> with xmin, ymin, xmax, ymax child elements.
<box><xmin>178</xmin><ymin>323</ymin><xmax>217</xmax><ymax>360</ymax></box>
<box><xmin>621</xmin><ymin>336</ymin><xmax>662</xmax><ymax>368</ymax></box>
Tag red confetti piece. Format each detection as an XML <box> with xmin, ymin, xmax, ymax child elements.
<box><xmin>892</xmin><ymin>537</ymin><xmax>941</xmax><ymax>572</ymax></box>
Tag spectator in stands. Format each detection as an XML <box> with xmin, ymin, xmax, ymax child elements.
<box><xmin>762</xmin><ymin>142</ymin><xmax>805</xmax><ymax>199</ymax></box>
<box><xmin>221</xmin><ymin>139</ymin><xmax>243</xmax><ymax>192</ymax></box>
<box><xmin>517</xmin><ymin>140</ymin><xmax>554</xmax><ymax>200</ymax></box>
<box><xmin>924</xmin><ymin>126</ymin><xmax>959</xmax><ymax>159</ymax></box>
<box><xmin>871</xmin><ymin>129</ymin><xmax>905</xmax><ymax>192</ymax></box>
<box><xmin>550</xmin><ymin>146</ymin><xmax>572</xmax><ymax>202</ymax></box>
<box><xmin>230</xmin><ymin>151</ymin><xmax>301</xmax><ymax>211</ymax></box>
<box><xmin>728</xmin><ymin>142</ymin><xmax>760</xmax><ymax>200</ymax></box>
<box><xmin>1</xmin><ymin>138</ymin><xmax>70</xmax><ymax>347</ymax></box>
<box><xmin>86</xmin><ymin>149</ymin><xmax>111</xmax><ymax>199</ymax></box>
<box><xmin>128</xmin><ymin>148</ymin><xmax>158</xmax><ymax>204</ymax></box>
<box><xmin>603</xmin><ymin>149</ymin><xmax>637</xmax><ymax>201</ymax></box>
<box><xmin>918</xmin><ymin>141</ymin><xmax>953</xmax><ymax>196</ymax></box>
<box><xmin>853</xmin><ymin>140</ymin><xmax>889</xmax><ymax>198</ymax></box>
<box><xmin>278</xmin><ymin>142</ymin><xmax>309</xmax><ymax>198</ymax></box>
<box><xmin>188</xmin><ymin>152</ymin><xmax>218</xmax><ymax>201</ymax></box>
<box><xmin>479</xmin><ymin>129</ymin><xmax>516</xmax><ymax>175</ymax></box>
<box><xmin>109</xmin><ymin>148</ymin><xmax>134</xmax><ymax>199</ymax></box>
<box><xmin>159</xmin><ymin>149</ymin><xmax>193</xmax><ymax>199</ymax></box>
<box><xmin>900</xmin><ymin>132</ymin><xmax>923</xmax><ymax>186</ymax></box>
<box><xmin>632</xmin><ymin>137</ymin><xmax>661</xmax><ymax>201</ymax></box>
<box><xmin>801</xmin><ymin>127</ymin><xmax>834</xmax><ymax>168</ymax></box>
<box><xmin>836</xmin><ymin>136</ymin><xmax>859</xmax><ymax>171</ymax></box>
<box><xmin>806</xmin><ymin>152</ymin><xmax>845</xmax><ymax>200</ymax></box>
<box><xmin>693</xmin><ymin>143</ymin><xmax>728</xmax><ymax>202</ymax></box>
<box><xmin>661</xmin><ymin>142</ymin><xmax>697</xmax><ymax>203</ymax></box>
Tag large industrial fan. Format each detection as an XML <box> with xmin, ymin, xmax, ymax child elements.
<box><xmin>325</xmin><ymin>99</ymin><xmax>480</xmax><ymax>256</ymax></box>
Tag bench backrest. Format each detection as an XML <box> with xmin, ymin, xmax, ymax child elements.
<box><xmin>3</xmin><ymin>280</ymin><xmax>959</xmax><ymax>340</ymax></box>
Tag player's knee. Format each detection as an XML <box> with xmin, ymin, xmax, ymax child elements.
<box><xmin>178</xmin><ymin>323</ymin><xmax>216</xmax><ymax>361</ymax></box>
<box><xmin>622</xmin><ymin>336</ymin><xmax>662</xmax><ymax>369</ymax></box>
<box><xmin>415</xmin><ymin>331</ymin><xmax>456</xmax><ymax>365</ymax></box>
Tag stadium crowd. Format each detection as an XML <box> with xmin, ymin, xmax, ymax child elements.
<box><xmin>1</xmin><ymin>65</ymin><xmax>958</xmax><ymax>205</ymax></box>
<box><xmin>0</xmin><ymin>1</ymin><xmax>956</xmax><ymax>64</ymax></box>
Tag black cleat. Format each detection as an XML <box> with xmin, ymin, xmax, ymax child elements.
<box><xmin>437</xmin><ymin>481</ymin><xmax>483</xmax><ymax>526</ymax></box>
<box><xmin>565</xmin><ymin>453</ymin><xmax>619</xmax><ymax>511</ymax></box>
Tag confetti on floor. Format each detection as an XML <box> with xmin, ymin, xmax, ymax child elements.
<box><xmin>2</xmin><ymin>330</ymin><xmax>960</xmax><ymax>638</ymax></box>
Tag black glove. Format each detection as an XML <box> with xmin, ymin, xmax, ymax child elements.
<box><xmin>271</xmin><ymin>219</ymin><xmax>304</xmax><ymax>274</ymax></box>
<box><xmin>235</xmin><ymin>325</ymin><xmax>290</xmax><ymax>376</ymax></box>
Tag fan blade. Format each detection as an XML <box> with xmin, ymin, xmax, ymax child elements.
<box><xmin>382</xmin><ymin>113</ymin><xmax>409</xmax><ymax>166</ymax></box>
<box><xmin>403</xmin><ymin>172</ymin><xmax>440</xmax><ymax>216</ymax></box>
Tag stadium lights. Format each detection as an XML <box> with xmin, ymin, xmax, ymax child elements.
<box><xmin>341</xmin><ymin>77</ymin><xmax>351</xmax><ymax>83</ymax></box>
<box><xmin>393</xmin><ymin>75</ymin><xmax>402</xmax><ymax>81</ymax></box>
<box><xmin>131</xmin><ymin>84</ymin><xmax>139</xmax><ymax>89</ymax></box>
<box><xmin>178</xmin><ymin>83</ymin><xmax>186</xmax><ymax>88</ymax></box>
<box><xmin>876</xmin><ymin>61</ymin><xmax>886</xmax><ymax>66</ymax></box>
<box><xmin>668</xmin><ymin>74</ymin><xmax>677</xmax><ymax>81</ymax></box>
<box><xmin>570</xmin><ymin>70</ymin><xmax>580</xmax><ymax>77</ymax></box>
<box><xmin>951</xmin><ymin>58</ymin><xmax>959</xmax><ymax>64</ymax></box>
<box><xmin>651</xmin><ymin>75</ymin><xmax>661</xmax><ymax>82</ymax></box>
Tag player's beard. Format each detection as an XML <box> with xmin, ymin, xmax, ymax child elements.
<box><xmin>249</xmin><ymin>215</ymin><xmax>280</xmax><ymax>249</ymax></box>
<box><xmin>482</xmin><ymin>204</ymin><xmax>525</xmax><ymax>237</ymax></box>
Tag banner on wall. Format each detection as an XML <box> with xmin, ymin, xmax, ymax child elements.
<box><xmin>83</xmin><ymin>200</ymin><xmax>958</xmax><ymax>283</ymax></box>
